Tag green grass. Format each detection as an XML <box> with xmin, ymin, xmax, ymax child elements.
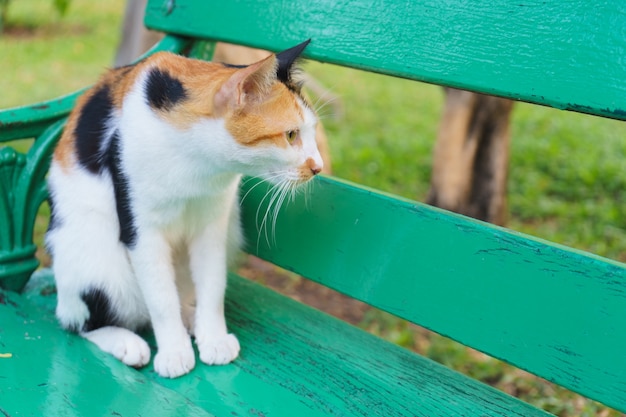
<box><xmin>2</xmin><ymin>2</ymin><xmax>625</xmax><ymax>415</ymax></box>
<box><xmin>0</xmin><ymin>0</ymin><xmax>124</xmax><ymax>108</ymax></box>
<box><xmin>508</xmin><ymin>104</ymin><xmax>626</xmax><ymax>261</ymax></box>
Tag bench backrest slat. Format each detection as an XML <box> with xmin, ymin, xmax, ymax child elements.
<box><xmin>145</xmin><ymin>0</ymin><xmax>626</xmax><ymax>121</ymax></box>
<box><xmin>240</xmin><ymin>177</ymin><xmax>626</xmax><ymax>412</ymax></box>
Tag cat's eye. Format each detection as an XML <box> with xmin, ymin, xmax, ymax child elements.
<box><xmin>286</xmin><ymin>129</ymin><xmax>299</xmax><ymax>143</ymax></box>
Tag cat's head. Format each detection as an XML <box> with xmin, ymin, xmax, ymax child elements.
<box><xmin>146</xmin><ymin>40</ymin><xmax>323</xmax><ymax>186</ymax></box>
<box><xmin>212</xmin><ymin>40</ymin><xmax>323</xmax><ymax>184</ymax></box>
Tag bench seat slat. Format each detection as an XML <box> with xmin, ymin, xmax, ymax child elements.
<box><xmin>4</xmin><ymin>269</ymin><xmax>550</xmax><ymax>416</ymax></box>
<box><xmin>145</xmin><ymin>0</ymin><xmax>626</xmax><ymax>121</ymax></box>
<box><xmin>239</xmin><ymin>176</ymin><xmax>626</xmax><ymax>412</ymax></box>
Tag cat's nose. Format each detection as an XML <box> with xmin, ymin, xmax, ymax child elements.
<box><xmin>306</xmin><ymin>158</ymin><xmax>323</xmax><ymax>176</ymax></box>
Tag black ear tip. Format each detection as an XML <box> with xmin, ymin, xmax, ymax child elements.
<box><xmin>275</xmin><ymin>39</ymin><xmax>312</xmax><ymax>84</ymax></box>
<box><xmin>277</xmin><ymin>39</ymin><xmax>312</xmax><ymax>61</ymax></box>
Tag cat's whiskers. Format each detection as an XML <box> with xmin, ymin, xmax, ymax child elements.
<box><xmin>301</xmin><ymin>177</ymin><xmax>313</xmax><ymax>209</ymax></box>
<box><xmin>310</xmin><ymin>84</ymin><xmax>337</xmax><ymax>110</ymax></box>
<box><xmin>269</xmin><ymin>180</ymin><xmax>289</xmax><ymax>246</ymax></box>
<box><xmin>310</xmin><ymin>84</ymin><xmax>341</xmax><ymax>121</ymax></box>
<box><xmin>263</xmin><ymin>180</ymin><xmax>285</xmax><ymax>247</ymax></box>
<box><xmin>313</xmin><ymin>96</ymin><xmax>340</xmax><ymax>120</ymax></box>
<box><xmin>257</xmin><ymin>176</ymin><xmax>289</xmax><ymax>248</ymax></box>
<box><xmin>255</xmin><ymin>175</ymin><xmax>284</xmax><ymax>244</ymax></box>
<box><xmin>271</xmin><ymin>178</ymin><xmax>299</xmax><ymax>244</ymax></box>
<box><xmin>251</xmin><ymin>171</ymin><xmax>306</xmax><ymax>249</ymax></box>
<box><xmin>240</xmin><ymin>173</ymin><xmax>286</xmax><ymax>207</ymax></box>
<box><xmin>254</xmin><ymin>178</ymin><xmax>282</xmax><ymax>234</ymax></box>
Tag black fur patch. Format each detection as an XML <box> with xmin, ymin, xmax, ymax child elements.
<box><xmin>145</xmin><ymin>68</ymin><xmax>187</xmax><ymax>110</ymax></box>
<box><xmin>81</xmin><ymin>288</ymin><xmax>120</xmax><ymax>332</ymax></box>
<box><xmin>75</xmin><ymin>85</ymin><xmax>114</xmax><ymax>174</ymax></box>
<box><xmin>105</xmin><ymin>131</ymin><xmax>138</xmax><ymax>247</ymax></box>
<box><xmin>276</xmin><ymin>39</ymin><xmax>310</xmax><ymax>88</ymax></box>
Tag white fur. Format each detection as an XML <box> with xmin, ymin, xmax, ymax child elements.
<box><xmin>47</xmin><ymin>63</ymin><xmax>322</xmax><ymax>378</ymax></box>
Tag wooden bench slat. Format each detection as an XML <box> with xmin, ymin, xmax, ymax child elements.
<box><xmin>145</xmin><ymin>0</ymin><xmax>626</xmax><ymax>121</ymax></box>
<box><xmin>0</xmin><ymin>280</ymin><xmax>214</xmax><ymax>417</ymax></box>
<box><xmin>240</xmin><ymin>176</ymin><xmax>626</xmax><ymax>412</ymax></box>
<box><xmin>7</xmin><ymin>269</ymin><xmax>551</xmax><ymax>416</ymax></box>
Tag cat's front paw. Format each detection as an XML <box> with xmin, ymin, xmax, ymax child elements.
<box><xmin>154</xmin><ymin>342</ymin><xmax>196</xmax><ymax>378</ymax></box>
<box><xmin>197</xmin><ymin>333</ymin><xmax>240</xmax><ymax>365</ymax></box>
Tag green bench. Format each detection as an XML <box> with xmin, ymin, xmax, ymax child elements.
<box><xmin>2</xmin><ymin>0</ymin><xmax>625</xmax><ymax>415</ymax></box>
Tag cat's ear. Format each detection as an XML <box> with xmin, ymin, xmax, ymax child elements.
<box><xmin>276</xmin><ymin>39</ymin><xmax>311</xmax><ymax>86</ymax></box>
<box><xmin>215</xmin><ymin>54</ymin><xmax>278</xmax><ymax>112</ymax></box>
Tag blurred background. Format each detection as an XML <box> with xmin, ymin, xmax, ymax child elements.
<box><xmin>1</xmin><ymin>1</ymin><xmax>625</xmax><ymax>415</ymax></box>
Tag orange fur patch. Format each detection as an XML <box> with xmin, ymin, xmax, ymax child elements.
<box><xmin>225</xmin><ymin>83</ymin><xmax>304</xmax><ymax>148</ymax></box>
<box><xmin>53</xmin><ymin>115</ymin><xmax>77</xmax><ymax>171</ymax></box>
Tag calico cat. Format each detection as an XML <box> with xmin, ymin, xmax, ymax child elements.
<box><xmin>46</xmin><ymin>40</ymin><xmax>323</xmax><ymax>378</ymax></box>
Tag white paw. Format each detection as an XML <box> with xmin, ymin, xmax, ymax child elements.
<box><xmin>111</xmin><ymin>336</ymin><xmax>151</xmax><ymax>368</ymax></box>
<box><xmin>197</xmin><ymin>333</ymin><xmax>240</xmax><ymax>365</ymax></box>
<box><xmin>153</xmin><ymin>341</ymin><xmax>196</xmax><ymax>378</ymax></box>
<box><xmin>82</xmin><ymin>326</ymin><xmax>151</xmax><ymax>368</ymax></box>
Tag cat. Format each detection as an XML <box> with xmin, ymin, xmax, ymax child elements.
<box><xmin>45</xmin><ymin>40</ymin><xmax>323</xmax><ymax>378</ymax></box>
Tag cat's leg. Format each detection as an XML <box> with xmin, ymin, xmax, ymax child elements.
<box><xmin>49</xmin><ymin>231</ymin><xmax>150</xmax><ymax>367</ymax></box>
<box><xmin>189</xmin><ymin>207</ymin><xmax>240</xmax><ymax>366</ymax></box>
<box><xmin>47</xmin><ymin>166</ymin><xmax>153</xmax><ymax>367</ymax></box>
<box><xmin>172</xmin><ymin>245</ymin><xmax>197</xmax><ymax>334</ymax></box>
<box><xmin>49</xmin><ymin>208</ymin><xmax>152</xmax><ymax>368</ymax></box>
<box><xmin>129</xmin><ymin>229</ymin><xmax>196</xmax><ymax>378</ymax></box>
<box><xmin>82</xmin><ymin>326</ymin><xmax>151</xmax><ymax>367</ymax></box>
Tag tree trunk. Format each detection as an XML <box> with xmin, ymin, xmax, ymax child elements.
<box><xmin>427</xmin><ymin>88</ymin><xmax>514</xmax><ymax>225</ymax></box>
